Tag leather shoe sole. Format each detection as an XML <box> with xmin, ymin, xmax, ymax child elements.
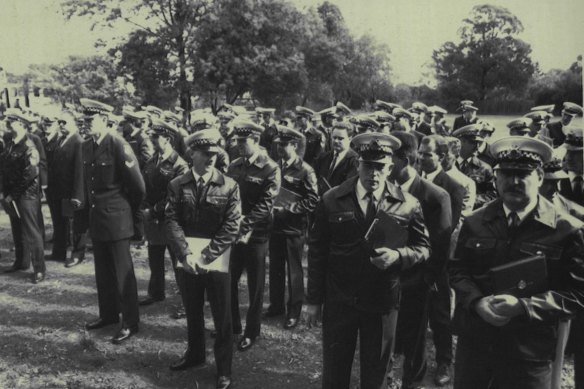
<box><xmin>65</xmin><ymin>258</ymin><xmax>82</xmax><ymax>268</ymax></box>
<box><xmin>32</xmin><ymin>272</ymin><xmax>45</xmax><ymax>284</ymax></box>
<box><xmin>169</xmin><ymin>356</ymin><xmax>205</xmax><ymax>371</ymax></box>
<box><xmin>85</xmin><ymin>318</ymin><xmax>119</xmax><ymax>331</ymax></box>
<box><xmin>112</xmin><ymin>326</ymin><xmax>138</xmax><ymax>344</ymax></box>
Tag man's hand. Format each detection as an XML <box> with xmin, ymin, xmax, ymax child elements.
<box><xmin>474</xmin><ymin>296</ymin><xmax>511</xmax><ymax>327</ymax></box>
<box><xmin>236</xmin><ymin>230</ymin><xmax>252</xmax><ymax>244</ymax></box>
<box><xmin>304</xmin><ymin>304</ymin><xmax>322</xmax><ymax>328</ymax></box>
<box><xmin>183</xmin><ymin>255</ymin><xmax>200</xmax><ymax>275</ymax></box>
<box><xmin>370</xmin><ymin>247</ymin><xmax>400</xmax><ymax>270</ymax></box>
<box><xmin>489</xmin><ymin>294</ymin><xmax>525</xmax><ymax>318</ymax></box>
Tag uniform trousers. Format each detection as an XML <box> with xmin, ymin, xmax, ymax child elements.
<box><xmin>70</xmin><ymin>208</ymin><xmax>89</xmax><ymax>261</ymax></box>
<box><xmin>183</xmin><ymin>270</ymin><xmax>233</xmax><ymax>376</ymax></box>
<box><xmin>50</xmin><ymin>197</ymin><xmax>69</xmax><ymax>261</ymax></box>
<box><xmin>92</xmin><ymin>239</ymin><xmax>139</xmax><ymax>328</ymax></box>
<box><xmin>146</xmin><ymin>244</ymin><xmax>181</xmax><ymax>300</ymax></box>
<box><xmin>230</xmin><ymin>240</ymin><xmax>268</xmax><ymax>339</ymax></box>
<box><xmin>268</xmin><ymin>233</ymin><xmax>305</xmax><ymax>318</ymax></box>
<box><xmin>322</xmin><ymin>300</ymin><xmax>398</xmax><ymax>389</ymax></box>
<box><xmin>428</xmin><ymin>272</ymin><xmax>453</xmax><ymax>365</ymax></box>
<box><xmin>9</xmin><ymin>198</ymin><xmax>45</xmax><ymax>273</ymax></box>
<box><xmin>51</xmin><ymin>201</ymin><xmax>89</xmax><ymax>262</ymax></box>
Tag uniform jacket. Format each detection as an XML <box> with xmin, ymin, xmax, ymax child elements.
<box><xmin>452</xmin><ymin>116</ymin><xmax>478</xmax><ymax>131</ymax></box>
<box><xmin>307</xmin><ymin>177</ymin><xmax>431</xmax><ymax>313</ymax></box>
<box><xmin>48</xmin><ymin>133</ymin><xmax>84</xmax><ymax>202</ymax></box>
<box><xmin>126</xmin><ymin>130</ymin><xmax>154</xmax><ymax>169</ymax></box>
<box><xmin>559</xmin><ymin>178</ymin><xmax>584</xmax><ymax>207</ymax></box>
<box><xmin>302</xmin><ymin>126</ymin><xmax>327</xmax><ymax>168</ymax></box>
<box><xmin>165</xmin><ymin>168</ymin><xmax>241</xmax><ymax>263</ymax></box>
<box><xmin>142</xmin><ymin>150</ymin><xmax>188</xmax><ymax>219</ymax></box>
<box><xmin>0</xmin><ymin>136</ymin><xmax>40</xmax><ymax>201</ymax></box>
<box><xmin>450</xmin><ymin>197</ymin><xmax>584</xmax><ymax>361</ymax></box>
<box><xmin>432</xmin><ymin>170</ymin><xmax>465</xmax><ymax>229</ymax></box>
<box><xmin>273</xmin><ymin>156</ymin><xmax>319</xmax><ymax>235</ymax></box>
<box><xmin>547</xmin><ymin>120</ymin><xmax>566</xmax><ymax>147</ymax></box>
<box><xmin>227</xmin><ymin>151</ymin><xmax>280</xmax><ymax>242</ymax></box>
<box><xmin>27</xmin><ymin>132</ymin><xmax>47</xmax><ymax>188</ymax></box>
<box><xmin>446</xmin><ymin>166</ymin><xmax>476</xmax><ymax>217</ymax></box>
<box><xmin>553</xmin><ymin>192</ymin><xmax>584</xmax><ymax>220</ymax></box>
<box><xmin>313</xmin><ymin>149</ymin><xmax>359</xmax><ymax>195</ymax></box>
<box><xmin>82</xmin><ymin>133</ymin><xmax>146</xmax><ymax>242</ymax></box>
<box><xmin>402</xmin><ymin>175</ymin><xmax>452</xmax><ymax>286</ymax></box>
<box><xmin>415</xmin><ymin>121</ymin><xmax>433</xmax><ymax>136</ymax></box>
<box><xmin>458</xmin><ymin>155</ymin><xmax>497</xmax><ymax>209</ymax></box>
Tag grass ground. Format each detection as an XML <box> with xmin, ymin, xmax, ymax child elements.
<box><xmin>0</xmin><ymin>209</ymin><xmax>576</xmax><ymax>389</ymax></box>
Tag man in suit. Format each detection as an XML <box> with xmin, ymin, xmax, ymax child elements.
<box><xmin>313</xmin><ymin>122</ymin><xmax>359</xmax><ymax>195</ymax></box>
<box><xmin>266</xmin><ymin>126</ymin><xmax>319</xmax><ymax>329</ymax></box>
<box><xmin>547</xmin><ymin>102</ymin><xmax>582</xmax><ymax>147</ymax></box>
<box><xmin>411</xmin><ymin>102</ymin><xmax>432</xmax><ymax>136</ymax></box>
<box><xmin>443</xmin><ymin>136</ymin><xmax>477</xmax><ymax>216</ymax></box>
<box><xmin>81</xmin><ymin>98</ymin><xmax>146</xmax><ymax>344</ymax></box>
<box><xmin>49</xmin><ymin>113</ymin><xmax>85</xmax><ymax>266</ymax></box>
<box><xmin>559</xmin><ymin>127</ymin><xmax>583</xmax><ymax>207</ymax></box>
<box><xmin>429</xmin><ymin>105</ymin><xmax>450</xmax><ymax>136</ymax></box>
<box><xmin>138</xmin><ymin>118</ymin><xmax>188</xmax><ymax>306</ymax></box>
<box><xmin>450</xmin><ymin>136</ymin><xmax>584</xmax><ymax>389</ymax></box>
<box><xmin>165</xmin><ymin>129</ymin><xmax>241</xmax><ymax>389</ymax></box>
<box><xmin>257</xmin><ymin>107</ymin><xmax>278</xmax><ymax>158</ymax></box>
<box><xmin>0</xmin><ymin>117</ymin><xmax>45</xmax><ymax>283</ymax></box>
<box><xmin>389</xmin><ymin>132</ymin><xmax>453</xmax><ymax>389</ymax></box>
<box><xmin>306</xmin><ymin>132</ymin><xmax>431</xmax><ymax>389</ymax></box>
<box><xmin>452</xmin><ymin>102</ymin><xmax>479</xmax><ymax>131</ymax></box>
<box><xmin>227</xmin><ymin>120</ymin><xmax>280</xmax><ymax>352</ymax></box>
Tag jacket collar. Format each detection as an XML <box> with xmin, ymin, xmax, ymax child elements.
<box><xmin>483</xmin><ymin>196</ymin><xmax>557</xmax><ymax>229</ymax></box>
<box><xmin>334</xmin><ymin>176</ymin><xmax>405</xmax><ymax>203</ymax></box>
<box><xmin>178</xmin><ymin>167</ymin><xmax>225</xmax><ymax>186</ymax></box>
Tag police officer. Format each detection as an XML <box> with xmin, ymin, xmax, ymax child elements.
<box><xmin>410</xmin><ymin>102</ymin><xmax>432</xmax><ymax>136</ymax></box>
<box><xmin>81</xmin><ymin>98</ymin><xmax>146</xmax><ymax>344</ymax></box>
<box><xmin>295</xmin><ymin>106</ymin><xmax>326</xmax><ymax>168</ymax></box>
<box><xmin>266</xmin><ymin>126</ymin><xmax>318</xmax><ymax>328</ymax></box>
<box><xmin>453</xmin><ymin>124</ymin><xmax>497</xmax><ymax>209</ymax></box>
<box><xmin>306</xmin><ymin>132</ymin><xmax>431</xmax><ymax>389</ymax></box>
<box><xmin>139</xmin><ymin>118</ymin><xmax>188</xmax><ymax>306</ymax></box>
<box><xmin>559</xmin><ymin>127</ymin><xmax>584</xmax><ymax>207</ymax></box>
<box><xmin>450</xmin><ymin>136</ymin><xmax>584</xmax><ymax>389</ymax></box>
<box><xmin>257</xmin><ymin>107</ymin><xmax>278</xmax><ymax>155</ymax></box>
<box><xmin>165</xmin><ymin>129</ymin><xmax>241</xmax><ymax>389</ymax></box>
<box><xmin>452</xmin><ymin>101</ymin><xmax>479</xmax><ymax>131</ymax></box>
<box><xmin>227</xmin><ymin>120</ymin><xmax>280</xmax><ymax>352</ymax></box>
<box><xmin>0</xmin><ymin>118</ymin><xmax>45</xmax><ymax>283</ymax></box>
<box><xmin>121</xmin><ymin>108</ymin><xmax>154</xmax><ymax>169</ymax></box>
<box><xmin>547</xmin><ymin>102</ymin><xmax>582</xmax><ymax>147</ymax></box>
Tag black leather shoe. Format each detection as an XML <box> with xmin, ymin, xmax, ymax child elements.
<box><xmin>85</xmin><ymin>318</ymin><xmax>119</xmax><ymax>331</ymax></box>
<box><xmin>216</xmin><ymin>375</ymin><xmax>231</xmax><ymax>389</ymax></box>
<box><xmin>32</xmin><ymin>272</ymin><xmax>45</xmax><ymax>284</ymax></box>
<box><xmin>139</xmin><ymin>296</ymin><xmax>165</xmax><ymax>306</ymax></box>
<box><xmin>112</xmin><ymin>326</ymin><xmax>138</xmax><ymax>344</ymax></box>
<box><xmin>169</xmin><ymin>353</ymin><xmax>204</xmax><ymax>371</ymax></box>
<box><xmin>237</xmin><ymin>337</ymin><xmax>255</xmax><ymax>352</ymax></box>
<box><xmin>65</xmin><ymin>258</ymin><xmax>83</xmax><ymax>268</ymax></box>
<box><xmin>171</xmin><ymin>307</ymin><xmax>186</xmax><ymax>320</ymax></box>
<box><xmin>283</xmin><ymin>317</ymin><xmax>299</xmax><ymax>330</ymax></box>
<box><xmin>434</xmin><ymin>363</ymin><xmax>451</xmax><ymax>386</ymax></box>
<box><xmin>3</xmin><ymin>266</ymin><xmax>26</xmax><ymax>274</ymax></box>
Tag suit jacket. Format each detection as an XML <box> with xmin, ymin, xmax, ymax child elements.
<box><xmin>27</xmin><ymin>132</ymin><xmax>47</xmax><ymax>188</ymax></box>
<box><xmin>313</xmin><ymin>149</ymin><xmax>359</xmax><ymax>195</ymax></box>
<box><xmin>402</xmin><ymin>175</ymin><xmax>453</xmax><ymax>286</ymax></box>
<box><xmin>165</xmin><ymin>168</ymin><xmax>241</xmax><ymax>263</ymax></box>
<box><xmin>82</xmin><ymin>133</ymin><xmax>146</xmax><ymax>241</ymax></box>
<box><xmin>547</xmin><ymin>120</ymin><xmax>566</xmax><ymax>147</ymax></box>
<box><xmin>307</xmin><ymin>177</ymin><xmax>431</xmax><ymax>313</ymax></box>
<box><xmin>451</xmin><ymin>196</ymin><xmax>584</xmax><ymax>361</ymax></box>
<box><xmin>452</xmin><ymin>116</ymin><xmax>478</xmax><ymax>131</ymax></box>
<box><xmin>559</xmin><ymin>178</ymin><xmax>584</xmax><ymax>207</ymax></box>
<box><xmin>432</xmin><ymin>170</ymin><xmax>465</xmax><ymax>230</ymax></box>
<box><xmin>48</xmin><ymin>133</ymin><xmax>84</xmax><ymax>202</ymax></box>
<box><xmin>458</xmin><ymin>155</ymin><xmax>497</xmax><ymax>209</ymax></box>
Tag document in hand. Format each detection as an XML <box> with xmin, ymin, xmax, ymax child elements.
<box><xmin>489</xmin><ymin>254</ymin><xmax>548</xmax><ymax>298</ymax></box>
<box><xmin>274</xmin><ymin>187</ymin><xmax>302</xmax><ymax>210</ymax></box>
<box><xmin>185</xmin><ymin>237</ymin><xmax>231</xmax><ymax>273</ymax></box>
<box><xmin>364</xmin><ymin>210</ymin><xmax>409</xmax><ymax>250</ymax></box>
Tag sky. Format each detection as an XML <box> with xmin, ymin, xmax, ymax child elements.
<box><xmin>0</xmin><ymin>0</ymin><xmax>583</xmax><ymax>84</ymax></box>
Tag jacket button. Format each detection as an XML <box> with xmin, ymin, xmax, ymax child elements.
<box><xmin>476</xmin><ymin>243</ymin><xmax>481</xmax><ymax>248</ymax></box>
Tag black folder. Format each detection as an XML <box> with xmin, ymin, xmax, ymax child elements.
<box><xmin>274</xmin><ymin>187</ymin><xmax>302</xmax><ymax>209</ymax></box>
<box><xmin>364</xmin><ymin>210</ymin><xmax>409</xmax><ymax>250</ymax></box>
<box><xmin>489</xmin><ymin>254</ymin><xmax>548</xmax><ymax>298</ymax></box>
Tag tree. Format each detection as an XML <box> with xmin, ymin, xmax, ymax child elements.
<box><xmin>432</xmin><ymin>4</ymin><xmax>536</xmax><ymax>111</ymax></box>
<box><xmin>529</xmin><ymin>56</ymin><xmax>583</xmax><ymax>110</ymax></box>
<box><xmin>62</xmin><ymin>0</ymin><xmax>213</xmax><ymax>113</ymax></box>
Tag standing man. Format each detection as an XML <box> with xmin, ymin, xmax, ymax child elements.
<box><xmin>411</xmin><ymin>102</ymin><xmax>432</xmax><ymax>136</ymax></box>
<box><xmin>266</xmin><ymin>126</ymin><xmax>319</xmax><ymax>329</ymax></box>
<box><xmin>306</xmin><ymin>132</ymin><xmax>431</xmax><ymax>389</ymax></box>
<box><xmin>165</xmin><ymin>129</ymin><xmax>241</xmax><ymax>389</ymax></box>
<box><xmin>139</xmin><ymin>118</ymin><xmax>188</xmax><ymax>306</ymax></box>
<box><xmin>313</xmin><ymin>122</ymin><xmax>359</xmax><ymax>195</ymax></box>
<box><xmin>227</xmin><ymin>121</ymin><xmax>280</xmax><ymax>352</ymax></box>
<box><xmin>257</xmin><ymin>107</ymin><xmax>278</xmax><ymax>157</ymax></box>
<box><xmin>81</xmin><ymin>98</ymin><xmax>146</xmax><ymax>344</ymax></box>
<box><xmin>429</xmin><ymin>106</ymin><xmax>450</xmax><ymax>136</ymax></box>
<box><xmin>443</xmin><ymin>136</ymin><xmax>476</xmax><ymax>216</ymax></box>
<box><xmin>547</xmin><ymin>102</ymin><xmax>582</xmax><ymax>147</ymax></box>
<box><xmin>450</xmin><ymin>136</ymin><xmax>584</xmax><ymax>389</ymax></box>
<box><xmin>452</xmin><ymin>102</ymin><xmax>479</xmax><ymax>131</ymax></box>
<box><xmin>559</xmin><ymin>127</ymin><xmax>584</xmax><ymax>206</ymax></box>
<box><xmin>296</xmin><ymin>106</ymin><xmax>326</xmax><ymax>168</ymax></box>
<box><xmin>122</xmin><ymin>108</ymin><xmax>154</xmax><ymax>169</ymax></box>
<box><xmin>453</xmin><ymin>124</ymin><xmax>497</xmax><ymax>209</ymax></box>
<box><xmin>0</xmin><ymin>118</ymin><xmax>45</xmax><ymax>283</ymax></box>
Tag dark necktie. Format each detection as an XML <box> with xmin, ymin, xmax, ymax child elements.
<box><xmin>365</xmin><ymin>192</ymin><xmax>377</xmax><ymax>224</ymax></box>
<box><xmin>57</xmin><ymin>135</ymin><xmax>65</xmax><ymax>147</ymax></box>
<box><xmin>329</xmin><ymin>152</ymin><xmax>338</xmax><ymax>173</ymax></box>
<box><xmin>508</xmin><ymin>211</ymin><xmax>520</xmax><ymax>236</ymax></box>
<box><xmin>573</xmin><ymin>176</ymin><xmax>583</xmax><ymax>198</ymax></box>
<box><xmin>196</xmin><ymin>177</ymin><xmax>206</xmax><ymax>205</ymax></box>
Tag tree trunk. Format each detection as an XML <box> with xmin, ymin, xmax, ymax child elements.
<box><xmin>176</xmin><ymin>33</ymin><xmax>191</xmax><ymax>123</ymax></box>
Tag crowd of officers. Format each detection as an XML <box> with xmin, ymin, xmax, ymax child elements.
<box><xmin>0</xmin><ymin>97</ymin><xmax>583</xmax><ymax>389</ymax></box>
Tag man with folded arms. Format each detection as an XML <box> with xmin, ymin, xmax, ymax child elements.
<box><xmin>306</xmin><ymin>132</ymin><xmax>430</xmax><ymax>389</ymax></box>
<box><xmin>165</xmin><ymin>129</ymin><xmax>241</xmax><ymax>389</ymax></box>
<box><xmin>450</xmin><ymin>136</ymin><xmax>584</xmax><ymax>389</ymax></box>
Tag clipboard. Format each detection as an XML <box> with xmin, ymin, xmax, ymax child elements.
<box><xmin>489</xmin><ymin>254</ymin><xmax>548</xmax><ymax>298</ymax></box>
<box><xmin>178</xmin><ymin>237</ymin><xmax>231</xmax><ymax>273</ymax></box>
<box><xmin>364</xmin><ymin>209</ymin><xmax>409</xmax><ymax>250</ymax></box>
<box><xmin>274</xmin><ymin>187</ymin><xmax>302</xmax><ymax>210</ymax></box>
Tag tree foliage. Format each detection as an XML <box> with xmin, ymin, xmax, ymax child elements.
<box><xmin>529</xmin><ymin>56</ymin><xmax>583</xmax><ymax>110</ymax></box>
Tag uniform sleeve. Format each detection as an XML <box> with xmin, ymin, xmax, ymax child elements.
<box><xmin>202</xmin><ymin>183</ymin><xmax>242</xmax><ymax>262</ymax></box>
<box><xmin>118</xmin><ymin>141</ymin><xmax>146</xmax><ymax>210</ymax></box>
<box><xmin>289</xmin><ymin>167</ymin><xmax>319</xmax><ymax>215</ymax></box>
<box><xmin>9</xmin><ymin>144</ymin><xmax>40</xmax><ymax>200</ymax></box>
<box><xmin>520</xmin><ymin>227</ymin><xmax>584</xmax><ymax>322</ymax></box>
<box><xmin>395</xmin><ymin>201</ymin><xmax>432</xmax><ymax>270</ymax></box>
<box><xmin>240</xmin><ymin>164</ymin><xmax>281</xmax><ymax>236</ymax></box>
<box><xmin>32</xmin><ymin>136</ymin><xmax>48</xmax><ymax>188</ymax></box>
<box><xmin>307</xmin><ymin>198</ymin><xmax>330</xmax><ymax>305</ymax></box>
<box><xmin>164</xmin><ymin>180</ymin><xmax>190</xmax><ymax>261</ymax></box>
<box><xmin>71</xmin><ymin>139</ymin><xmax>85</xmax><ymax>203</ymax></box>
